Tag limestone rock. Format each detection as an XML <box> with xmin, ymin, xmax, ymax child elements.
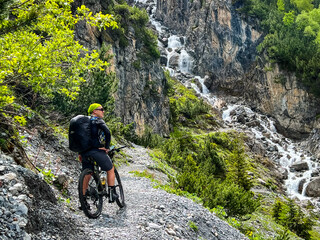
<box><xmin>74</xmin><ymin>4</ymin><xmax>170</xmax><ymax>137</ymax></box>
<box><xmin>155</xmin><ymin>0</ymin><xmax>320</xmax><ymax>140</ymax></box>
<box><xmin>290</xmin><ymin>161</ymin><xmax>309</xmax><ymax>172</ymax></box>
<box><xmin>305</xmin><ymin>178</ymin><xmax>320</xmax><ymax>197</ymax></box>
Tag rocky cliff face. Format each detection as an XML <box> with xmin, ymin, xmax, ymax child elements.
<box><xmin>110</xmin><ymin>31</ymin><xmax>170</xmax><ymax>136</ymax></box>
<box><xmin>73</xmin><ymin>0</ymin><xmax>170</xmax><ymax>136</ymax></box>
<box><xmin>155</xmin><ymin>0</ymin><xmax>320</xmax><ymax>139</ymax></box>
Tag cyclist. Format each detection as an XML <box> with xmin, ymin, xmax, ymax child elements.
<box><xmin>79</xmin><ymin>103</ymin><xmax>118</xmax><ymax>204</ymax></box>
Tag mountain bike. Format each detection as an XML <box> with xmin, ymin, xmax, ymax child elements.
<box><xmin>78</xmin><ymin>146</ymin><xmax>126</xmax><ymax>219</ymax></box>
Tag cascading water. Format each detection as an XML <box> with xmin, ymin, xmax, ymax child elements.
<box><xmin>134</xmin><ymin>0</ymin><xmax>319</xmax><ymax>203</ymax></box>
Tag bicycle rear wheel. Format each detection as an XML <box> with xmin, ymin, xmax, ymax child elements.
<box><xmin>114</xmin><ymin>168</ymin><xmax>125</xmax><ymax>208</ymax></box>
<box><xmin>78</xmin><ymin>168</ymin><xmax>103</xmax><ymax>218</ymax></box>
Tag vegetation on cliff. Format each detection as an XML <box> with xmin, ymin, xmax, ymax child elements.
<box><xmin>0</xmin><ymin>0</ymin><xmax>117</xmax><ymax>160</ymax></box>
<box><xmin>104</xmin><ymin>0</ymin><xmax>160</xmax><ymax>61</ymax></box>
<box><xmin>236</xmin><ymin>0</ymin><xmax>320</xmax><ymax>97</ymax></box>
<box><xmin>0</xmin><ymin>0</ymin><xmax>318</xmax><ymax>239</ymax></box>
<box><xmin>136</xmin><ymin>75</ymin><xmax>257</xmax><ymax>211</ymax></box>
<box><xmin>134</xmin><ymin>73</ymin><xmax>318</xmax><ymax>240</ymax></box>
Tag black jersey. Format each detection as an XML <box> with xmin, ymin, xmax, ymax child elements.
<box><xmin>90</xmin><ymin>116</ymin><xmax>111</xmax><ymax>149</ymax></box>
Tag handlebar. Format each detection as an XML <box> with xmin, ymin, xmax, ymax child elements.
<box><xmin>109</xmin><ymin>146</ymin><xmax>126</xmax><ymax>154</ymax></box>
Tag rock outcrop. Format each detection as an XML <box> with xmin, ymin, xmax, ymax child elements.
<box><xmin>302</xmin><ymin>126</ymin><xmax>320</xmax><ymax>160</ymax></box>
<box><xmin>0</xmin><ymin>153</ymin><xmax>84</xmax><ymax>240</ymax></box>
<box><xmin>305</xmin><ymin>177</ymin><xmax>320</xmax><ymax>197</ymax></box>
<box><xmin>290</xmin><ymin>161</ymin><xmax>309</xmax><ymax>172</ymax></box>
<box><xmin>155</xmin><ymin>0</ymin><xmax>320</xmax><ymax>139</ymax></box>
<box><xmin>73</xmin><ymin>0</ymin><xmax>170</xmax><ymax>136</ymax></box>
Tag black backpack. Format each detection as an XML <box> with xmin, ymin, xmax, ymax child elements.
<box><xmin>68</xmin><ymin>115</ymin><xmax>92</xmax><ymax>153</ymax></box>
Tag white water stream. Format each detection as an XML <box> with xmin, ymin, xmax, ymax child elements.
<box><xmin>134</xmin><ymin>0</ymin><xmax>319</xmax><ymax>201</ymax></box>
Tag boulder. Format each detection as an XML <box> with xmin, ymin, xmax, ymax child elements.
<box><xmin>159</xmin><ymin>38</ymin><xmax>168</xmax><ymax>47</ymax></box>
<box><xmin>298</xmin><ymin>179</ymin><xmax>306</xmax><ymax>194</ymax></box>
<box><xmin>281</xmin><ymin>168</ymin><xmax>289</xmax><ymax>180</ymax></box>
<box><xmin>305</xmin><ymin>178</ymin><xmax>320</xmax><ymax>197</ymax></box>
<box><xmin>168</xmin><ymin>53</ymin><xmax>180</xmax><ymax>68</ymax></box>
<box><xmin>246</xmin><ymin>120</ymin><xmax>261</xmax><ymax>128</ymax></box>
<box><xmin>290</xmin><ymin>161</ymin><xmax>309</xmax><ymax>172</ymax></box>
<box><xmin>311</xmin><ymin>170</ymin><xmax>320</xmax><ymax>177</ymax></box>
<box><xmin>160</xmin><ymin>55</ymin><xmax>167</xmax><ymax>66</ymax></box>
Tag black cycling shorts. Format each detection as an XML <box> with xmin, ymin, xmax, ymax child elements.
<box><xmin>81</xmin><ymin>149</ymin><xmax>113</xmax><ymax>171</ymax></box>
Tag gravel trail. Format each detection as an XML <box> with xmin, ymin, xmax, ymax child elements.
<box><xmin>0</xmin><ymin>140</ymin><xmax>248</xmax><ymax>240</ymax></box>
<box><xmin>74</xmin><ymin>145</ymin><xmax>248</xmax><ymax>240</ymax></box>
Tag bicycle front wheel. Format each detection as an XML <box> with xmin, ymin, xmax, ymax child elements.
<box><xmin>114</xmin><ymin>168</ymin><xmax>125</xmax><ymax>208</ymax></box>
<box><xmin>78</xmin><ymin>168</ymin><xmax>103</xmax><ymax>218</ymax></box>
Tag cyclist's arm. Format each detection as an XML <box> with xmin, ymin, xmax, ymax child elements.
<box><xmin>97</xmin><ymin>118</ymin><xmax>111</xmax><ymax>149</ymax></box>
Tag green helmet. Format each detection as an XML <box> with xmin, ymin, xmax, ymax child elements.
<box><xmin>88</xmin><ymin>103</ymin><xmax>102</xmax><ymax>115</ymax></box>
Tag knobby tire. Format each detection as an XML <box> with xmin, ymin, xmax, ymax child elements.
<box><xmin>115</xmin><ymin>168</ymin><xmax>125</xmax><ymax>208</ymax></box>
<box><xmin>78</xmin><ymin>168</ymin><xmax>103</xmax><ymax>219</ymax></box>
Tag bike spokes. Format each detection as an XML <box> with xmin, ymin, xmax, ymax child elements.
<box><xmin>78</xmin><ymin>169</ymin><xmax>103</xmax><ymax>219</ymax></box>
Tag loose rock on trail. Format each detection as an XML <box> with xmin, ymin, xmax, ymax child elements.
<box><xmin>0</xmin><ymin>143</ymin><xmax>248</xmax><ymax>240</ymax></box>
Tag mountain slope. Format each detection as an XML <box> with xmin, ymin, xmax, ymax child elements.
<box><xmin>0</xmin><ymin>128</ymin><xmax>248</xmax><ymax>239</ymax></box>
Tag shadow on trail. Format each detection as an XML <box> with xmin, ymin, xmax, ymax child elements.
<box><xmin>99</xmin><ymin>205</ymin><xmax>128</xmax><ymax>227</ymax></box>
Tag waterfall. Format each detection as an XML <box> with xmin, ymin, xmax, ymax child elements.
<box><xmin>134</xmin><ymin>0</ymin><xmax>319</xmax><ymax>202</ymax></box>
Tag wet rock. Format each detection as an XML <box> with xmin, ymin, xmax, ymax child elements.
<box><xmin>192</xmin><ymin>78</ymin><xmax>203</xmax><ymax>93</ymax></box>
<box><xmin>267</xmin><ymin>145</ymin><xmax>278</xmax><ymax>152</ymax></box>
<box><xmin>280</xmin><ymin>168</ymin><xmax>288</xmax><ymax>180</ymax></box>
<box><xmin>159</xmin><ymin>37</ymin><xmax>168</xmax><ymax>47</ymax></box>
<box><xmin>298</xmin><ymin>179</ymin><xmax>306</xmax><ymax>194</ymax></box>
<box><xmin>311</xmin><ymin>170</ymin><xmax>320</xmax><ymax>177</ymax></box>
<box><xmin>246</xmin><ymin>120</ymin><xmax>261</xmax><ymax>128</ymax></box>
<box><xmin>160</xmin><ymin>55</ymin><xmax>167</xmax><ymax>65</ymax></box>
<box><xmin>168</xmin><ymin>53</ymin><xmax>180</xmax><ymax>68</ymax></box>
<box><xmin>290</xmin><ymin>161</ymin><xmax>309</xmax><ymax>172</ymax></box>
<box><xmin>263</xmin><ymin>132</ymin><xmax>271</xmax><ymax>139</ymax></box>
<box><xmin>305</xmin><ymin>178</ymin><xmax>320</xmax><ymax>197</ymax></box>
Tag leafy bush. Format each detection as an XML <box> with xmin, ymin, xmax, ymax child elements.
<box><xmin>38</xmin><ymin>168</ymin><xmax>56</xmax><ymax>184</ymax></box>
<box><xmin>0</xmin><ymin>0</ymin><xmax>117</xmax><ymax>111</ymax></box>
<box><xmin>52</xmin><ymin>43</ymin><xmax>117</xmax><ymax>117</ymax></box>
<box><xmin>135</xmin><ymin>126</ymin><xmax>164</xmax><ymax>148</ymax></box>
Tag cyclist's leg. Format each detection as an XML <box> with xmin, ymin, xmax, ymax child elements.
<box><xmin>81</xmin><ymin>154</ymin><xmax>94</xmax><ymax>194</ymax></box>
<box><xmin>90</xmin><ymin>151</ymin><xmax>118</xmax><ymax>202</ymax></box>
<box><xmin>90</xmin><ymin>150</ymin><xmax>113</xmax><ymax>172</ymax></box>
<box><xmin>107</xmin><ymin>167</ymin><xmax>115</xmax><ymax>186</ymax></box>
<box><xmin>82</xmin><ymin>175</ymin><xmax>91</xmax><ymax>195</ymax></box>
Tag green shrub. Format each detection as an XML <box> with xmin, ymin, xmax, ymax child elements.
<box><xmin>106</xmin><ymin>3</ymin><xmax>159</xmax><ymax>60</ymax></box>
<box><xmin>275</xmin><ymin>229</ymin><xmax>290</xmax><ymax>240</ymax></box>
<box><xmin>272</xmin><ymin>198</ymin><xmax>315</xmax><ymax>239</ymax></box>
<box><xmin>201</xmin><ymin>179</ymin><xmax>259</xmax><ymax>217</ymax></box>
<box><xmin>236</xmin><ymin>0</ymin><xmax>320</xmax><ymax>97</ymax></box>
<box><xmin>163</xmin><ymin>130</ymin><xmax>259</xmax><ymax>217</ymax></box>
<box><xmin>37</xmin><ymin>168</ymin><xmax>56</xmax><ymax>184</ymax></box>
<box><xmin>136</xmin><ymin>126</ymin><xmax>164</xmax><ymax>148</ymax></box>
<box><xmin>165</xmin><ymin>72</ymin><xmax>213</xmax><ymax>126</ymax></box>
<box><xmin>188</xmin><ymin>221</ymin><xmax>199</xmax><ymax>232</ymax></box>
